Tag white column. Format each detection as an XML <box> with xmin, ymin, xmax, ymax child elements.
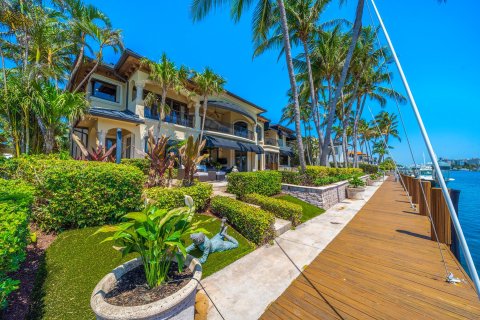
<box><xmin>254</xmin><ymin>154</ymin><xmax>259</xmax><ymax>171</ymax></box>
<box><xmin>97</xmin><ymin>130</ymin><xmax>105</xmax><ymax>148</ymax></box>
<box><xmin>135</xmin><ymin>83</ymin><xmax>145</xmax><ymax>118</ymax></box>
<box><xmin>194</xmin><ymin>102</ymin><xmax>201</xmax><ymax>130</ymax></box>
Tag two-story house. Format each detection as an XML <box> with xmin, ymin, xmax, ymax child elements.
<box><xmin>70</xmin><ymin>49</ymin><xmax>294</xmax><ymax>172</ymax></box>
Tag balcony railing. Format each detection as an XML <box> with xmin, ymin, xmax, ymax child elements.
<box><xmin>264</xmin><ymin>138</ymin><xmax>278</xmax><ymax>146</ymax></box>
<box><xmin>203</xmin><ymin>118</ymin><xmax>254</xmax><ymax>140</ymax></box>
<box><xmin>164</xmin><ymin>110</ymin><xmax>194</xmax><ymax>128</ymax></box>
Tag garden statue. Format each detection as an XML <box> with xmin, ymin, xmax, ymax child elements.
<box><xmin>186</xmin><ymin>218</ymin><xmax>238</xmax><ymax>264</ymax></box>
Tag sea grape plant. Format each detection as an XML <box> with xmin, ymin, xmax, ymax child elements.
<box><xmin>349</xmin><ymin>175</ymin><xmax>366</xmax><ymax>188</ymax></box>
<box><xmin>96</xmin><ymin>196</ymin><xmax>207</xmax><ymax>288</ymax></box>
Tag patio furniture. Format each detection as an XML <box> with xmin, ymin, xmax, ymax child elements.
<box><xmin>216</xmin><ymin>172</ymin><xmax>226</xmax><ymax>181</ymax></box>
<box><xmin>194</xmin><ymin>172</ymin><xmax>209</xmax><ymax>182</ymax></box>
<box><xmin>207</xmin><ymin>171</ymin><xmax>217</xmax><ymax>181</ymax></box>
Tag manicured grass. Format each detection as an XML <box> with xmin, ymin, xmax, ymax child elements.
<box><xmin>275</xmin><ymin>195</ymin><xmax>325</xmax><ymax>223</ymax></box>
<box><xmin>29</xmin><ymin>214</ymin><xmax>253</xmax><ymax>320</ymax></box>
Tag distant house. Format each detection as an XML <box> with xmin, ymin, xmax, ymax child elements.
<box><xmin>69</xmin><ymin>48</ymin><xmax>294</xmax><ymax>172</ymax></box>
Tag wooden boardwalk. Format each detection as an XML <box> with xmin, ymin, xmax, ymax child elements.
<box><xmin>262</xmin><ymin>179</ymin><xmax>480</xmax><ymax>320</ymax></box>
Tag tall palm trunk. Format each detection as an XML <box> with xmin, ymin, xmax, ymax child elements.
<box><xmin>67</xmin><ymin>38</ymin><xmax>85</xmax><ymax>91</ymax></box>
<box><xmin>73</xmin><ymin>53</ymin><xmax>101</xmax><ymax>93</ymax></box>
<box><xmin>302</xmin><ymin>39</ymin><xmax>323</xmax><ymax>163</ymax></box>
<box><xmin>342</xmin><ymin>120</ymin><xmax>349</xmax><ymax>167</ymax></box>
<box><xmin>330</xmin><ymin>137</ymin><xmax>338</xmax><ymax>168</ymax></box>
<box><xmin>157</xmin><ymin>87</ymin><xmax>167</xmax><ymax>138</ymax></box>
<box><xmin>320</xmin><ymin>0</ymin><xmax>365</xmax><ymax>165</ymax></box>
<box><xmin>352</xmin><ymin>95</ymin><xmax>366</xmax><ymax>167</ymax></box>
<box><xmin>277</xmin><ymin>0</ymin><xmax>306</xmax><ymax>172</ymax></box>
<box><xmin>199</xmin><ymin>96</ymin><xmax>208</xmax><ymax>143</ymax></box>
<box><xmin>303</xmin><ymin>122</ymin><xmax>312</xmax><ymax>165</ymax></box>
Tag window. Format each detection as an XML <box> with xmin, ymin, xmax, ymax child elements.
<box><xmin>234</xmin><ymin>121</ymin><xmax>249</xmax><ymax>138</ymax></box>
<box><xmin>256</xmin><ymin>125</ymin><xmax>262</xmax><ymax>142</ymax></box>
<box><xmin>91</xmin><ymin>79</ymin><xmax>117</xmax><ymax>102</ymax></box>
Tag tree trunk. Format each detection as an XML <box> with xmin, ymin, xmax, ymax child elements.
<box><xmin>303</xmin><ymin>122</ymin><xmax>312</xmax><ymax>165</ymax></box>
<box><xmin>320</xmin><ymin>79</ymin><xmax>335</xmax><ymax>165</ymax></box>
<box><xmin>352</xmin><ymin>95</ymin><xmax>367</xmax><ymax>167</ymax></box>
<box><xmin>157</xmin><ymin>87</ymin><xmax>167</xmax><ymax>139</ymax></box>
<box><xmin>199</xmin><ymin>96</ymin><xmax>208</xmax><ymax>143</ymax></box>
<box><xmin>330</xmin><ymin>137</ymin><xmax>338</xmax><ymax>168</ymax></box>
<box><xmin>277</xmin><ymin>0</ymin><xmax>307</xmax><ymax>172</ymax></box>
<box><xmin>320</xmin><ymin>0</ymin><xmax>365</xmax><ymax>165</ymax></box>
<box><xmin>67</xmin><ymin>40</ymin><xmax>85</xmax><ymax>91</ymax></box>
<box><xmin>73</xmin><ymin>56</ymin><xmax>101</xmax><ymax>93</ymax></box>
<box><xmin>342</xmin><ymin>119</ymin><xmax>349</xmax><ymax>167</ymax></box>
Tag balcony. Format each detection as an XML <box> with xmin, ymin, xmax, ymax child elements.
<box><xmin>164</xmin><ymin>110</ymin><xmax>194</xmax><ymax>128</ymax></box>
<box><xmin>203</xmin><ymin>118</ymin><xmax>255</xmax><ymax>140</ymax></box>
<box><xmin>264</xmin><ymin>138</ymin><xmax>278</xmax><ymax>146</ymax></box>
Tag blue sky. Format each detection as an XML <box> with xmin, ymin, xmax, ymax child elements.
<box><xmin>86</xmin><ymin>0</ymin><xmax>480</xmax><ymax>165</ymax></box>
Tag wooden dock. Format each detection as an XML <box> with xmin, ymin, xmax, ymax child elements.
<box><xmin>261</xmin><ymin>179</ymin><xmax>480</xmax><ymax>320</ymax></box>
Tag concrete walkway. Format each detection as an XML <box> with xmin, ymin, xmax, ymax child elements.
<box><xmin>201</xmin><ymin>183</ymin><xmax>384</xmax><ymax>320</ymax></box>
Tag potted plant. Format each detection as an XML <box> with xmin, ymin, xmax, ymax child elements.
<box><xmin>347</xmin><ymin>176</ymin><xmax>367</xmax><ymax>200</ymax></box>
<box><xmin>91</xmin><ymin>196</ymin><xmax>206</xmax><ymax>320</ymax></box>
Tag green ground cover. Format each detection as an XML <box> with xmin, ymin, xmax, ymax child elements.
<box><xmin>29</xmin><ymin>214</ymin><xmax>253</xmax><ymax>320</ymax></box>
<box><xmin>275</xmin><ymin>195</ymin><xmax>325</xmax><ymax>223</ymax></box>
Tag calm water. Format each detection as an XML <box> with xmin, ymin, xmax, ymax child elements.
<box><xmin>448</xmin><ymin>171</ymin><xmax>480</xmax><ymax>273</ymax></box>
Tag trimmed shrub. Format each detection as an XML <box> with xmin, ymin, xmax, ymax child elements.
<box><xmin>280</xmin><ymin>171</ymin><xmax>304</xmax><ymax>185</ymax></box>
<box><xmin>121</xmin><ymin>158</ymin><xmax>150</xmax><ymax>175</ymax></box>
<box><xmin>359</xmin><ymin>163</ymin><xmax>379</xmax><ymax>174</ymax></box>
<box><xmin>226</xmin><ymin>171</ymin><xmax>281</xmax><ymax>197</ymax></box>
<box><xmin>31</xmin><ymin>161</ymin><xmax>144</xmax><ymax>231</ymax></box>
<box><xmin>244</xmin><ymin>193</ymin><xmax>302</xmax><ymax>226</ymax></box>
<box><xmin>0</xmin><ymin>179</ymin><xmax>35</xmax><ymax>309</ymax></box>
<box><xmin>210</xmin><ymin>196</ymin><xmax>275</xmax><ymax>245</ymax></box>
<box><xmin>144</xmin><ymin>183</ymin><xmax>212</xmax><ymax>212</ymax></box>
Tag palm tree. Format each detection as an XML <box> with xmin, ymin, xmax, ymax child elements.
<box><xmin>191</xmin><ymin>0</ymin><xmax>308</xmax><ymax>172</ymax></box>
<box><xmin>374</xmin><ymin>111</ymin><xmax>400</xmax><ymax>163</ymax></box>
<box><xmin>73</xmin><ymin>26</ymin><xmax>122</xmax><ymax>93</ymax></box>
<box><xmin>35</xmin><ymin>83</ymin><xmax>89</xmax><ymax>153</ymax></box>
<box><xmin>192</xmin><ymin>67</ymin><xmax>226</xmax><ymax>143</ymax></box>
<box><xmin>140</xmin><ymin>53</ymin><xmax>190</xmax><ymax>138</ymax></box>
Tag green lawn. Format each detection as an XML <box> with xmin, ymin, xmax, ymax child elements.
<box><xmin>275</xmin><ymin>195</ymin><xmax>325</xmax><ymax>223</ymax></box>
<box><xmin>28</xmin><ymin>214</ymin><xmax>253</xmax><ymax>320</ymax></box>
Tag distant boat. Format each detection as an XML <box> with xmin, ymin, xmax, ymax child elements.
<box><xmin>415</xmin><ymin>162</ymin><xmax>455</xmax><ymax>184</ymax></box>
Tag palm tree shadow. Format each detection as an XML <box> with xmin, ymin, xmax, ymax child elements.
<box><xmin>396</xmin><ymin>229</ymin><xmax>431</xmax><ymax>240</ymax></box>
<box><xmin>274</xmin><ymin>239</ymin><xmax>345</xmax><ymax>320</ymax></box>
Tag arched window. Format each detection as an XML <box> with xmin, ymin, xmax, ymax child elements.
<box><xmin>234</xmin><ymin>121</ymin><xmax>249</xmax><ymax>139</ymax></box>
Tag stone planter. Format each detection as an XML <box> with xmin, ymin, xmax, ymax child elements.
<box><xmin>91</xmin><ymin>255</ymin><xmax>202</xmax><ymax>320</ymax></box>
<box><xmin>367</xmin><ymin>179</ymin><xmax>382</xmax><ymax>187</ymax></box>
<box><xmin>347</xmin><ymin>187</ymin><xmax>366</xmax><ymax>200</ymax></box>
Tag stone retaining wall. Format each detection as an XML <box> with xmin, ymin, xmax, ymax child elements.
<box><xmin>281</xmin><ymin>181</ymin><xmax>349</xmax><ymax>209</ymax></box>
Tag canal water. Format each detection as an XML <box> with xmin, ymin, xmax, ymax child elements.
<box><xmin>448</xmin><ymin>170</ymin><xmax>480</xmax><ymax>274</ymax></box>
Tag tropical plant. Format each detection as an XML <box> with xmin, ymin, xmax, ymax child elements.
<box><xmin>72</xmin><ymin>134</ymin><xmax>116</xmax><ymax>161</ymax></box>
<box><xmin>192</xmin><ymin>67</ymin><xmax>226</xmax><ymax>143</ymax></box>
<box><xmin>179</xmin><ymin>135</ymin><xmax>209</xmax><ymax>186</ymax></box>
<box><xmin>96</xmin><ymin>196</ymin><xmax>206</xmax><ymax>288</ymax></box>
<box><xmin>348</xmin><ymin>175</ymin><xmax>365</xmax><ymax>188</ymax></box>
<box><xmin>142</xmin><ymin>128</ymin><xmax>176</xmax><ymax>188</ymax></box>
<box><xmin>374</xmin><ymin>111</ymin><xmax>400</xmax><ymax>163</ymax></box>
<box><xmin>140</xmin><ymin>53</ymin><xmax>190</xmax><ymax>137</ymax></box>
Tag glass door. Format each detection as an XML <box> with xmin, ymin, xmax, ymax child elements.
<box><xmin>235</xmin><ymin>150</ymin><xmax>248</xmax><ymax>172</ymax></box>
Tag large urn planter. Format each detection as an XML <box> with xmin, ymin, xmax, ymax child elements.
<box><xmin>346</xmin><ymin>186</ymin><xmax>366</xmax><ymax>200</ymax></box>
<box><xmin>91</xmin><ymin>255</ymin><xmax>202</xmax><ymax>320</ymax></box>
<box><xmin>367</xmin><ymin>179</ymin><xmax>382</xmax><ymax>187</ymax></box>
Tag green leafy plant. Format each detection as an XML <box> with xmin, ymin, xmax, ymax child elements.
<box><xmin>96</xmin><ymin>196</ymin><xmax>206</xmax><ymax>288</ymax></box>
<box><xmin>144</xmin><ymin>183</ymin><xmax>212</xmax><ymax>212</ymax></box>
<box><xmin>244</xmin><ymin>193</ymin><xmax>302</xmax><ymax>226</ymax></box>
<box><xmin>369</xmin><ymin>173</ymin><xmax>379</xmax><ymax>180</ymax></box>
<box><xmin>226</xmin><ymin>171</ymin><xmax>281</xmax><ymax>197</ymax></box>
<box><xmin>0</xmin><ymin>179</ymin><xmax>34</xmax><ymax>309</ymax></box>
<box><xmin>179</xmin><ymin>135</ymin><xmax>209</xmax><ymax>186</ymax></box>
<box><xmin>210</xmin><ymin>196</ymin><xmax>275</xmax><ymax>245</ymax></box>
<box><xmin>349</xmin><ymin>176</ymin><xmax>366</xmax><ymax>188</ymax></box>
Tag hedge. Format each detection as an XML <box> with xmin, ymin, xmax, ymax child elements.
<box><xmin>244</xmin><ymin>193</ymin><xmax>302</xmax><ymax>226</ymax></box>
<box><xmin>0</xmin><ymin>179</ymin><xmax>35</xmax><ymax>309</ymax></box>
<box><xmin>210</xmin><ymin>196</ymin><xmax>275</xmax><ymax>245</ymax></box>
<box><xmin>359</xmin><ymin>163</ymin><xmax>379</xmax><ymax>174</ymax></box>
<box><xmin>144</xmin><ymin>182</ymin><xmax>212</xmax><ymax>212</ymax></box>
<box><xmin>29</xmin><ymin>160</ymin><xmax>144</xmax><ymax>231</ymax></box>
<box><xmin>121</xmin><ymin>158</ymin><xmax>178</xmax><ymax>179</ymax></box>
<box><xmin>226</xmin><ymin>171</ymin><xmax>281</xmax><ymax>197</ymax></box>
<box><xmin>280</xmin><ymin>166</ymin><xmax>363</xmax><ymax>187</ymax></box>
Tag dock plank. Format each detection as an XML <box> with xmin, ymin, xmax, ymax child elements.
<box><xmin>261</xmin><ymin>179</ymin><xmax>480</xmax><ymax>319</ymax></box>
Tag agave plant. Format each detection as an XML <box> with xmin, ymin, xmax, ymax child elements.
<box><xmin>72</xmin><ymin>134</ymin><xmax>116</xmax><ymax>162</ymax></box>
<box><xmin>96</xmin><ymin>196</ymin><xmax>207</xmax><ymax>288</ymax></box>
<box><xmin>179</xmin><ymin>135</ymin><xmax>209</xmax><ymax>186</ymax></box>
<box><xmin>143</xmin><ymin>128</ymin><xmax>177</xmax><ymax>188</ymax></box>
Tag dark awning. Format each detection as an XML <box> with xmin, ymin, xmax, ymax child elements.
<box><xmin>279</xmin><ymin>147</ymin><xmax>294</xmax><ymax>157</ymax></box>
<box><xmin>205</xmin><ymin>135</ymin><xmax>264</xmax><ymax>154</ymax></box>
<box><xmin>89</xmin><ymin>108</ymin><xmax>144</xmax><ymax>124</ymax></box>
